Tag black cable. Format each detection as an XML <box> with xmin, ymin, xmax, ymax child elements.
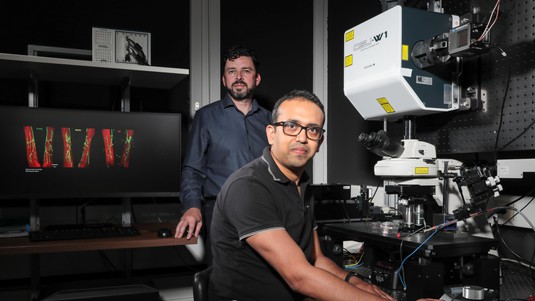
<box><xmin>499</xmin><ymin>119</ymin><xmax>535</xmax><ymax>150</ymax></box>
<box><xmin>502</xmin><ymin>194</ymin><xmax>535</xmax><ymax>225</ymax></box>
<box><xmin>396</xmin><ymin>227</ymin><xmax>438</xmax><ymax>289</ymax></box>
<box><xmin>360</xmin><ymin>180</ymin><xmax>383</xmax><ymax>220</ymax></box>
<box><xmin>492</xmin><ymin>46</ymin><xmax>511</xmax><ymax>162</ymax></box>
<box><xmin>455</xmin><ymin>180</ymin><xmax>467</xmax><ymax>205</ymax></box>
<box><xmin>397</xmin><ymin>225</ymin><xmax>430</xmax><ymax>289</ymax></box>
<box><xmin>493</xmin><ymin>216</ymin><xmax>533</xmax><ymax>267</ymax></box>
<box><xmin>505</xmin><ymin>187</ymin><xmax>535</xmax><ymax>207</ymax></box>
<box><xmin>499</xmin><ymin>195</ymin><xmax>535</xmax><ymax>278</ymax></box>
<box><xmin>368</xmin><ymin>179</ymin><xmax>383</xmax><ymax>203</ymax></box>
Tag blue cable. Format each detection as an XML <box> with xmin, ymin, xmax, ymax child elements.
<box><xmin>396</xmin><ymin>227</ymin><xmax>439</xmax><ymax>289</ymax></box>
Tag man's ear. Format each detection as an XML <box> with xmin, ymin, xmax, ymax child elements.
<box><xmin>255</xmin><ymin>73</ymin><xmax>262</xmax><ymax>86</ymax></box>
<box><xmin>266</xmin><ymin>124</ymin><xmax>275</xmax><ymax>145</ymax></box>
<box><xmin>316</xmin><ymin>136</ymin><xmax>324</xmax><ymax>152</ymax></box>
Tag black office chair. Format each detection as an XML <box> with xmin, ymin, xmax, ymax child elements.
<box><xmin>193</xmin><ymin>266</ymin><xmax>212</xmax><ymax>301</ymax></box>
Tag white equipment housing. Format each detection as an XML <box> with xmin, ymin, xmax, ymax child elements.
<box><xmin>375</xmin><ymin>139</ymin><xmax>438</xmax><ymax>178</ymax></box>
<box><xmin>343</xmin><ymin>6</ymin><xmax>460</xmax><ymax>121</ymax></box>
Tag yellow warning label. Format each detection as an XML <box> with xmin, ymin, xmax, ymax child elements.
<box><xmin>415</xmin><ymin>167</ymin><xmax>429</xmax><ymax>174</ymax></box>
<box><xmin>345</xmin><ymin>30</ymin><xmax>354</xmax><ymax>42</ymax></box>
<box><xmin>344</xmin><ymin>55</ymin><xmax>353</xmax><ymax>67</ymax></box>
<box><xmin>377</xmin><ymin>98</ymin><xmax>388</xmax><ymax>105</ymax></box>
<box><xmin>376</xmin><ymin>97</ymin><xmax>395</xmax><ymax>113</ymax></box>
<box><xmin>381</xmin><ymin>103</ymin><xmax>395</xmax><ymax>113</ymax></box>
<box><xmin>402</xmin><ymin>44</ymin><xmax>409</xmax><ymax>61</ymax></box>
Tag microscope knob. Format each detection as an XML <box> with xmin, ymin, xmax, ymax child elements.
<box><xmin>462</xmin><ymin>285</ymin><xmax>485</xmax><ymax>300</ymax></box>
<box><xmin>485</xmin><ymin>177</ymin><xmax>496</xmax><ymax>187</ymax></box>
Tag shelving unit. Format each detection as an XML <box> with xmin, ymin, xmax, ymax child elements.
<box><xmin>0</xmin><ymin>52</ymin><xmax>192</xmax><ymax>300</ymax></box>
<box><xmin>0</xmin><ymin>51</ymin><xmax>190</xmax><ymax>227</ymax></box>
<box><xmin>0</xmin><ymin>52</ymin><xmax>189</xmax><ymax>110</ymax></box>
<box><xmin>0</xmin><ymin>52</ymin><xmax>189</xmax><ymax>89</ymax></box>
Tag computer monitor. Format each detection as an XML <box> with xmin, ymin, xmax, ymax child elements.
<box><xmin>0</xmin><ymin>105</ymin><xmax>181</xmax><ymax>199</ymax></box>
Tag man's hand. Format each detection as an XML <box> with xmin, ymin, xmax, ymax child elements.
<box><xmin>351</xmin><ymin>280</ymin><xmax>394</xmax><ymax>301</ymax></box>
<box><xmin>175</xmin><ymin>208</ymin><xmax>202</xmax><ymax>239</ymax></box>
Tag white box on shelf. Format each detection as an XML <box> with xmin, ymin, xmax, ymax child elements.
<box><xmin>92</xmin><ymin>27</ymin><xmax>151</xmax><ymax>65</ymax></box>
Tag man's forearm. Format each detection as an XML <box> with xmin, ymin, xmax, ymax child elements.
<box><xmin>313</xmin><ymin>253</ymin><xmax>351</xmax><ymax>280</ymax></box>
<box><xmin>313</xmin><ymin>253</ymin><xmax>391</xmax><ymax>299</ymax></box>
<box><xmin>180</xmin><ymin>166</ymin><xmax>205</xmax><ymax>210</ymax></box>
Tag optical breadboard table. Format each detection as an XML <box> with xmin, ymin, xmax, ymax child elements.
<box><xmin>321</xmin><ymin>222</ymin><xmax>496</xmax><ymax>258</ymax></box>
<box><xmin>321</xmin><ymin>222</ymin><xmax>499</xmax><ymax>300</ymax></box>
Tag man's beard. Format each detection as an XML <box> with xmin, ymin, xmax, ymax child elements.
<box><xmin>228</xmin><ymin>81</ymin><xmax>255</xmax><ymax>101</ymax></box>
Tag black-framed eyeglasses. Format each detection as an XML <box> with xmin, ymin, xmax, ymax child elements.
<box><xmin>273</xmin><ymin>121</ymin><xmax>325</xmax><ymax>141</ymax></box>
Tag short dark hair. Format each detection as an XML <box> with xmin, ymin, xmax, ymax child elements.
<box><xmin>223</xmin><ymin>45</ymin><xmax>260</xmax><ymax>71</ymax></box>
<box><xmin>272</xmin><ymin>89</ymin><xmax>325</xmax><ymax>125</ymax></box>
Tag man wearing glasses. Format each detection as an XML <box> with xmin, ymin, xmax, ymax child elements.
<box><xmin>208</xmin><ymin>90</ymin><xmax>422</xmax><ymax>300</ymax></box>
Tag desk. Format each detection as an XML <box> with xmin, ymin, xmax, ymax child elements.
<box><xmin>0</xmin><ymin>223</ymin><xmax>197</xmax><ymax>300</ymax></box>
<box><xmin>0</xmin><ymin>223</ymin><xmax>196</xmax><ymax>255</ymax></box>
<box><xmin>321</xmin><ymin>222</ymin><xmax>499</xmax><ymax>300</ymax></box>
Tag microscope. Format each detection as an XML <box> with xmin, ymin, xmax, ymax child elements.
<box><xmin>359</xmin><ymin>117</ymin><xmax>503</xmax><ymax>233</ymax></box>
<box><xmin>339</xmin><ymin>5</ymin><xmax>505</xmax><ymax>298</ymax></box>
<box><xmin>359</xmin><ymin>118</ymin><xmax>449</xmax><ymax>231</ymax></box>
<box><xmin>343</xmin><ymin>5</ymin><xmax>503</xmax><ymax>232</ymax></box>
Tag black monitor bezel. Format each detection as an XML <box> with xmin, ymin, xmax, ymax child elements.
<box><xmin>0</xmin><ymin>105</ymin><xmax>181</xmax><ymax>200</ymax></box>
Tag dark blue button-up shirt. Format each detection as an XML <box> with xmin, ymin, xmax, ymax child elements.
<box><xmin>180</xmin><ymin>94</ymin><xmax>272</xmax><ymax>211</ymax></box>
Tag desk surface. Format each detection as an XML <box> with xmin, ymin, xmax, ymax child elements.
<box><xmin>321</xmin><ymin>222</ymin><xmax>497</xmax><ymax>258</ymax></box>
<box><xmin>0</xmin><ymin>223</ymin><xmax>196</xmax><ymax>255</ymax></box>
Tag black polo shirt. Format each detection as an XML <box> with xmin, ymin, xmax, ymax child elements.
<box><xmin>209</xmin><ymin>147</ymin><xmax>316</xmax><ymax>301</ymax></box>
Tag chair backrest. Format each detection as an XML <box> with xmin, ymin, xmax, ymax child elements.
<box><xmin>193</xmin><ymin>267</ymin><xmax>213</xmax><ymax>301</ymax></box>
